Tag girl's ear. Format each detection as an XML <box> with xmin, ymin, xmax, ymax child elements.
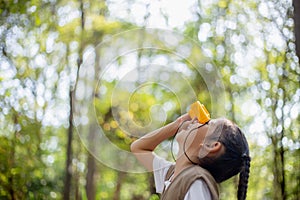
<box><xmin>198</xmin><ymin>142</ymin><xmax>223</xmax><ymax>158</ymax></box>
<box><xmin>203</xmin><ymin>142</ymin><xmax>223</xmax><ymax>154</ymax></box>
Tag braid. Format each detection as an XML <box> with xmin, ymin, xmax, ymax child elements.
<box><xmin>237</xmin><ymin>157</ymin><xmax>251</xmax><ymax>200</ymax></box>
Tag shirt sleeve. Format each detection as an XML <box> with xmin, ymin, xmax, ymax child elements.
<box><xmin>184</xmin><ymin>179</ymin><xmax>212</xmax><ymax>200</ymax></box>
<box><xmin>152</xmin><ymin>154</ymin><xmax>173</xmax><ymax>194</ymax></box>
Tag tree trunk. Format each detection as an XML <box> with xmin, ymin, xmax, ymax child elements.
<box><xmin>272</xmin><ymin>144</ymin><xmax>286</xmax><ymax>200</ymax></box>
<box><xmin>271</xmin><ymin>87</ymin><xmax>287</xmax><ymax>200</ymax></box>
<box><xmin>85</xmin><ymin>124</ymin><xmax>97</xmax><ymax>200</ymax></box>
<box><xmin>279</xmin><ymin>142</ymin><xmax>286</xmax><ymax>200</ymax></box>
<box><xmin>271</xmin><ymin>137</ymin><xmax>281</xmax><ymax>200</ymax></box>
<box><xmin>8</xmin><ymin>114</ymin><xmax>17</xmax><ymax>200</ymax></box>
<box><xmin>63</xmin><ymin>89</ymin><xmax>74</xmax><ymax>200</ymax></box>
<box><xmin>113</xmin><ymin>171</ymin><xmax>126</xmax><ymax>200</ymax></box>
<box><xmin>86</xmin><ymin>154</ymin><xmax>96</xmax><ymax>200</ymax></box>
<box><xmin>85</xmin><ymin>22</ymin><xmax>103</xmax><ymax>199</ymax></box>
<box><xmin>63</xmin><ymin>0</ymin><xmax>85</xmax><ymax>199</ymax></box>
<box><xmin>293</xmin><ymin>0</ymin><xmax>300</xmax><ymax>59</ymax></box>
<box><xmin>279</xmin><ymin>88</ymin><xmax>286</xmax><ymax>200</ymax></box>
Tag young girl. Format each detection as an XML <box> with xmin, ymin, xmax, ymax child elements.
<box><xmin>131</xmin><ymin>113</ymin><xmax>250</xmax><ymax>200</ymax></box>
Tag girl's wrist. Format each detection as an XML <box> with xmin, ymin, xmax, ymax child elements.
<box><xmin>171</xmin><ymin>117</ymin><xmax>185</xmax><ymax>135</ymax></box>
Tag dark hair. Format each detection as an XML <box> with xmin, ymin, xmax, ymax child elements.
<box><xmin>198</xmin><ymin>119</ymin><xmax>251</xmax><ymax>200</ymax></box>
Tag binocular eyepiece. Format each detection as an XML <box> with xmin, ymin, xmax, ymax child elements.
<box><xmin>188</xmin><ymin>101</ymin><xmax>210</xmax><ymax>124</ymax></box>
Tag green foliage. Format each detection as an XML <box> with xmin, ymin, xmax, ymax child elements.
<box><xmin>0</xmin><ymin>112</ymin><xmax>65</xmax><ymax>199</ymax></box>
<box><xmin>0</xmin><ymin>0</ymin><xmax>29</xmax><ymax>15</ymax></box>
<box><xmin>0</xmin><ymin>0</ymin><xmax>299</xmax><ymax>199</ymax></box>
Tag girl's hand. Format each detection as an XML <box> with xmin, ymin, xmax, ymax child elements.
<box><xmin>176</xmin><ymin>113</ymin><xmax>192</xmax><ymax>124</ymax></box>
<box><xmin>175</xmin><ymin>113</ymin><xmax>193</xmax><ymax>133</ymax></box>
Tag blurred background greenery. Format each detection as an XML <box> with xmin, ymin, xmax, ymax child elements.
<box><xmin>0</xmin><ymin>0</ymin><xmax>299</xmax><ymax>199</ymax></box>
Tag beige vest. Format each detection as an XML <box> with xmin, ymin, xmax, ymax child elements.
<box><xmin>161</xmin><ymin>165</ymin><xmax>219</xmax><ymax>200</ymax></box>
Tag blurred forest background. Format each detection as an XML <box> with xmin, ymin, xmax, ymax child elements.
<box><xmin>0</xmin><ymin>0</ymin><xmax>299</xmax><ymax>199</ymax></box>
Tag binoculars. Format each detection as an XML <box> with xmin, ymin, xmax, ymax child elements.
<box><xmin>188</xmin><ymin>101</ymin><xmax>210</xmax><ymax>124</ymax></box>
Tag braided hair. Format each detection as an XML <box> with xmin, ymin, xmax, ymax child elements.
<box><xmin>238</xmin><ymin>153</ymin><xmax>251</xmax><ymax>200</ymax></box>
<box><xmin>198</xmin><ymin>119</ymin><xmax>251</xmax><ymax>200</ymax></box>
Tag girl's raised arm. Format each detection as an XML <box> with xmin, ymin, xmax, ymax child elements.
<box><xmin>130</xmin><ymin>114</ymin><xmax>191</xmax><ymax>171</ymax></box>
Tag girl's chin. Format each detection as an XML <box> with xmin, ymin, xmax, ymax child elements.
<box><xmin>175</xmin><ymin>132</ymin><xmax>187</xmax><ymax>143</ymax></box>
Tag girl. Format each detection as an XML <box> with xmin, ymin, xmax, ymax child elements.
<box><xmin>131</xmin><ymin>113</ymin><xmax>250</xmax><ymax>200</ymax></box>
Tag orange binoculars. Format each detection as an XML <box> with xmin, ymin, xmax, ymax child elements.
<box><xmin>188</xmin><ymin>101</ymin><xmax>210</xmax><ymax>124</ymax></box>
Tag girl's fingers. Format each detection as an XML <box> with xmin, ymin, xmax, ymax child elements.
<box><xmin>179</xmin><ymin>113</ymin><xmax>192</xmax><ymax>122</ymax></box>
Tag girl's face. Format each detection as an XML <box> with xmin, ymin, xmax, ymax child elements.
<box><xmin>176</xmin><ymin>118</ymin><xmax>209</xmax><ymax>149</ymax></box>
<box><xmin>175</xmin><ymin>118</ymin><xmax>226</xmax><ymax>159</ymax></box>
